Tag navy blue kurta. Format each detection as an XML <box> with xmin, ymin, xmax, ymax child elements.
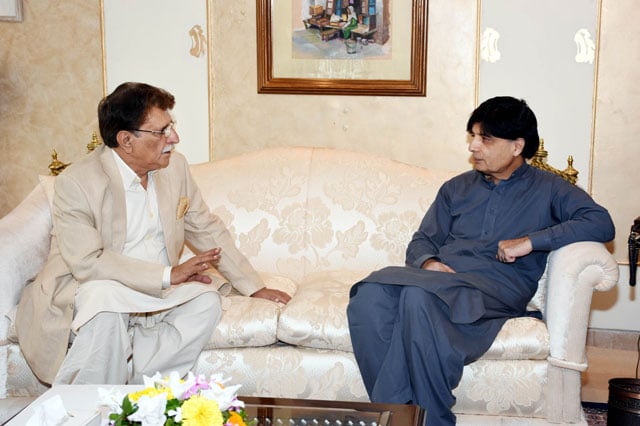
<box><xmin>347</xmin><ymin>163</ymin><xmax>614</xmax><ymax>425</ymax></box>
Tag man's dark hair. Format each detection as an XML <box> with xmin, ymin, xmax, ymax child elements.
<box><xmin>466</xmin><ymin>96</ymin><xmax>540</xmax><ymax>159</ymax></box>
<box><xmin>98</xmin><ymin>82</ymin><xmax>175</xmax><ymax>148</ymax></box>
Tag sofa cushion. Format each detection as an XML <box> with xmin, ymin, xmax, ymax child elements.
<box><xmin>206</xmin><ymin>295</ymin><xmax>280</xmax><ymax>349</ymax></box>
<box><xmin>480</xmin><ymin>316</ymin><xmax>549</xmax><ymax>360</ymax></box>
<box><xmin>277</xmin><ymin>270</ymin><xmax>549</xmax><ymax>361</ymax></box>
<box><xmin>277</xmin><ymin>270</ymin><xmax>370</xmax><ymax>352</ymax></box>
<box><xmin>205</xmin><ymin>273</ymin><xmax>297</xmax><ymax>349</ymax></box>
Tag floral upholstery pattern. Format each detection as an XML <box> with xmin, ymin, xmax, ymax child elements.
<box><xmin>190</xmin><ymin>147</ymin><xmax>456</xmax><ymax>281</ymax></box>
<box><xmin>454</xmin><ymin>359</ymin><xmax>548</xmax><ymax>416</ymax></box>
<box><xmin>0</xmin><ymin>147</ymin><xmax>619</xmax><ymax>424</ymax></box>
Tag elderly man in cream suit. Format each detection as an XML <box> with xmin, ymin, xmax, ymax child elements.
<box><xmin>16</xmin><ymin>82</ymin><xmax>290</xmax><ymax>386</ymax></box>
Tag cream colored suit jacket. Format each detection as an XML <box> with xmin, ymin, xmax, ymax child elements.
<box><xmin>16</xmin><ymin>145</ymin><xmax>264</xmax><ymax>384</ymax></box>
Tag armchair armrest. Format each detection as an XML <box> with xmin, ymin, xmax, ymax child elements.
<box><xmin>544</xmin><ymin>241</ymin><xmax>619</xmax><ymax>371</ymax></box>
<box><xmin>0</xmin><ymin>184</ymin><xmax>52</xmax><ymax>341</ymax></box>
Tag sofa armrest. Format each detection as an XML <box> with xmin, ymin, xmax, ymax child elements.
<box><xmin>544</xmin><ymin>241</ymin><xmax>619</xmax><ymax>371</ymax></box>
<box><xmin>0</xmin><ymin>184</ymin><xmax>52</xmax><ymax>341</ymax></box>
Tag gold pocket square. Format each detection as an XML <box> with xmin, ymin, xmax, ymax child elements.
<box><xmin>176</xmin><ymin>197</ymin><xmax>190</xmax><ymax>219</ymax></box>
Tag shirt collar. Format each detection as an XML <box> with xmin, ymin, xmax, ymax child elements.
<box><xmin>478</xmin><ymin>161</ymin><xmax>530</xmax><ymax>186</ymax></box>
<box><xmin>508</xmin><ymin>161</ymin><xmax>530</xmax><ymax>180</ymax></box>
<box><xmin>111</xmin><ymin>149</ymin><xmax>152</xmax><ymax>190</ymax></box>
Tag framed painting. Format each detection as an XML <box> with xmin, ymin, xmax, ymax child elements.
<box><xmin>257</xmin><ymin>0</ymin><xmax>428</xmax><ymax>96</ymax></box>
<box><xmin>0</xmin><ymin>0</ymin><xmax>22</xmax><ymax>22</ymax></box>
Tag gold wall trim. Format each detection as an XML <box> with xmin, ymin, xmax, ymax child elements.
<box><xmin>207</xmin><ymin>0</ymin><xmax>214</xmax><ymax>161</ymax></box>
<box><xmin>99</xmin><ymin>0</ymin><xmax>107</xmax><ymax>98</ymax></box>
<box><xmin>474</xmin><ymin>0</ymin><xmax>481</xmax><ymax>108</ymax></box>
<box><xmin>588</xmin><ymin>0</ymin><xmax>603</xmax><ymax>194</ymax></box>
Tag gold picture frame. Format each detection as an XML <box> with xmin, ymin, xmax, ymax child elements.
<box><xmin>0</xmin><ymin>0</ymin><xmax>23</xmax><ymax>22</ymax></box>
<box><xmin>256</xmin><ymin>0</ymin><xmax>428</xmax><ymax>96</ymax></box>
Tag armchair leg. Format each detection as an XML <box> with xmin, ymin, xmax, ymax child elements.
<box><xmin>547</xmin><ymin>364</ymin><xmax>583</xmax><ymax>423</ymax></box>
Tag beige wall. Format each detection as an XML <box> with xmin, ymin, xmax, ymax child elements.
<box><xmin>594</xmin><ymin>0</ymin><xmax>640</xmax><ymax>265</ymax></box>
<box><xmin>588</xmin><ymin>0</ymin><xmax>640</xmax><ymax>330</ymax></box>
<box><xmin>1</xmin><ymin>0</ymin><xmax>639</xmax><ymax>329</ymax></box>
<box><xmin>0</xmin><ymin>1</ymin><xmax>103</xmax><ymax>216</ymax></box>
<box><xmin>211</xmin><ymin>0</ymin><xmax>476</xmax><ymax>172</ymax></box>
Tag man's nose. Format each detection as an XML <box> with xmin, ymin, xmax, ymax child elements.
<box><xmin>167</xmin><ymin>128</ymin><xmax>179</xmax><ymax>144</ymax></box>
<box><xmin>468</xmin><ymin>136</ymin><xmax>480</xmax><ymax>152</ymax></box>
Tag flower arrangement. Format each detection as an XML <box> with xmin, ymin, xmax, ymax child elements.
<box><xmin>98</xmin><ymin>371</ymin><xmax>252</xmax><ymax>426</ymax></box>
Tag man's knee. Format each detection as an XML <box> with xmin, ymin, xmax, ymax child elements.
<box><xmin>348</xmin><ymin>283</ymin><xmax>383</xmax><ymax>317</ymax></box>
<box><xmin>400</xmin><ymin>286</ymin><xmax>446</xmax><ymax>321</ymax></box>
<box><xmin>85</xmin><ymin>311</ymin><xmax>127</xmax><ymax>332</ymax></box>
<box><xmin>190</xmin><ymin>292</ymin><xmax>221</xmax><ymax>323</ymax></box>
<box><xmin>351</xmin><ymin>282</ymin><xmax>391</xmax><ymax>302</ymax></box>
<box><xmin>402</xmin><ymin>286</ymin><xmax>436</xmax><ymax>304</ymax></box>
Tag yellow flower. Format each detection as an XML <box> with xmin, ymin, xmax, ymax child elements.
<box><xmin>181</xmin><ymin>395</ymin><xmax>223</xmax><ymax>426</ymax></box>
<box><xmin>227</xmin><ymin>411</ymin><xmax>246</xmax><ymax>425</ymax></box>
<box><xmin>128</xmin><ymin>386</ymin><xmax>173</xmax><ymax>403</ymax></box>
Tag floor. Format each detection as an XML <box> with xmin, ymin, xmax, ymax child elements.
<box><xmin>582</xmin><ymin>344</ymin><xmax>639</xmax><ymax>403</ymax></box>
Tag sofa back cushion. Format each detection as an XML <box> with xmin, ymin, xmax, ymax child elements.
<box><xmin>190</xmin><ymin>147</ymin><xmax>456</xmax><ymax>281</ymax></box>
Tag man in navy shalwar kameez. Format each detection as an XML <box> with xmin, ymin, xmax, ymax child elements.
<box><xmin>347</xmin><ymin>96</ymin><xmax>615</xmax><ymax>425</ymax></box>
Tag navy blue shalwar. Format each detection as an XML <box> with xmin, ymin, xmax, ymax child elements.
<box><xmin>347</xmin><ymin>164</ymin><xmax>615</xmax><ymax>425</ymax></box>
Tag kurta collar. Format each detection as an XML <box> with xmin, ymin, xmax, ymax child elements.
<box><xmin>478</xmin><ymin>162</ymin><xmax>530</xmax><ymax>187</ymax></box>
<box><xmin>111</xmin><ymin>149</ymin><xmax>157</xmax><ymax>190</ymax></box>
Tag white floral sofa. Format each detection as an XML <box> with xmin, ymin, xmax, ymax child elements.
<box><xmin>0</xmin><ymin>146</ymin><xmax>619</xmax><ymax>424</ymax></box>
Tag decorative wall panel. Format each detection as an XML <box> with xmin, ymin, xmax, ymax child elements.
<box><xmin>102</xmin><ymin>0</ymin><xmax>211</xmax><ymax>163</ymax></box>
<box><xmin>478</xmin><ymin>0</ymin><xmax>598</xmax><ymax>190</ymax></box>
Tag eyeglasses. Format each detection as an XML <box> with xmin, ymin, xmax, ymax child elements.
<box><xmin>131</xmin><ymin>121</ymin><xmax>176</xmax><ymax>138</ymax></box>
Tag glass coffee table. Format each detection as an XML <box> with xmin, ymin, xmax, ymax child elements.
<box><xmin>6</xmin><ymin>385</ymin><xmax>425</xmax><ymax>426</ymax></box>
<box><xmin>242</xmin><ymin>396</ymin><xmax>425</xmax><ymax>426</ymax></box>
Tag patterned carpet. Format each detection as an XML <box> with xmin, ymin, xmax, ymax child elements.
<box><xmin>583</xmin><ymin>402</ymin><xmax>607</xmax><ymax>425</ymax></box>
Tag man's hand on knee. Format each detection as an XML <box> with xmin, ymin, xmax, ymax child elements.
<box><xmin>170</xmin><ymin>248</ymin><xmax>222</xmax><ymax>285</ymax></box>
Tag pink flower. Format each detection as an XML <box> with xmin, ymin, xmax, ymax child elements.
<box><xmin>183</xmin><ymin>374</ymin><xmax>212</xmax><ymax>399</ymax></box>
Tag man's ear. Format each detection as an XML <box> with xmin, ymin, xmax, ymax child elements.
<box><xmin>513</xmin><ymin>138</ymin><xmax>525</xmax><ymax>157</ymax></box>
<box><xmin>116</xmin><ymin>130</ymin><xmax>134</xmax><ymax>153</ymax></box>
